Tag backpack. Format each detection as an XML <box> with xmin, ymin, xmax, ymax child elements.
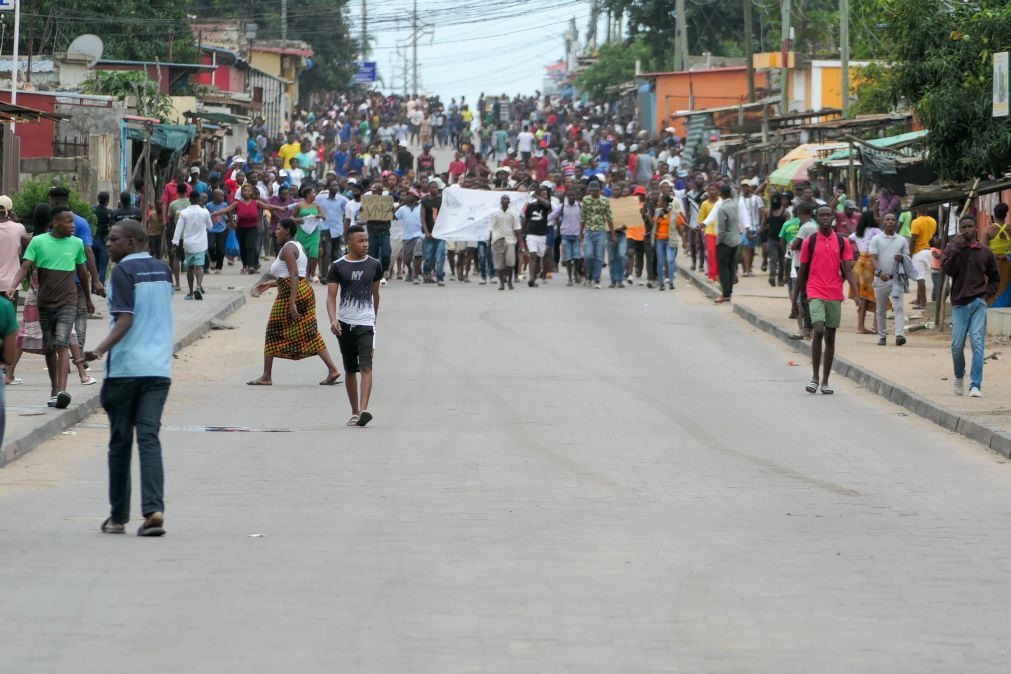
<box><xmin>803</xmin><ymin>232</ymin><xmax>847</xmax><ymax>289</ymax></box>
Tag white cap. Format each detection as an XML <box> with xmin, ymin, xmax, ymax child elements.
<box><xmin>232</xmin><ymin>156</ymin><xmax>245</xmax><ymax>164</ymax></box>
<box><xmin>0</xmin><ymin>195</ymin><xmax>12</xmax><ymax>210</ymax></box>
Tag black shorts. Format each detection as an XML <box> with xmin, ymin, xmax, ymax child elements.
<box><xmin>337</xmin><ymin>322</ymin><xmax>374</xmax><ymax>373</ymax></box>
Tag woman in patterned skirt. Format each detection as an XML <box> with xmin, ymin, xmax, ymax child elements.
<box><xmin>248</xmin><ymin>219</ymin><xmax>341</xmax><ymax>386</ymax></box>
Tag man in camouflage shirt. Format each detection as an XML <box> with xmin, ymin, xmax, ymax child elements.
<box><xmin>579</xmin><ymin>180</ymin><xmax>614</xmax><ymax>289</ymax></box>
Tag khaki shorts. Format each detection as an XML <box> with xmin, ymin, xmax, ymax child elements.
<box><xmin>492</xmin><ymin>239</ymin><xmax>516</xmax><ymax>269</ymax></box>
<box><xmin>808</xmin><ymin>298</ymin><xmax>842</xmax><ymax>329</ymax></box>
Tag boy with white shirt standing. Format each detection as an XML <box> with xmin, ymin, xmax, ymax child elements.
<box><xmin>173</xmin><ymin>191</ymin><xmax>212</xmax><ymax>300</ymax></box>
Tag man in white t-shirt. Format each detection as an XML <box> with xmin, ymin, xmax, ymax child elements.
<box><xmin>737</xmin><ymin>181</ymin><xmax>766</xmax><ymax>276</ymax></box>
<box><xmin>516</xmin><ymin>125</ymin><xmax>535</xmax><ymax>161</ymax></box>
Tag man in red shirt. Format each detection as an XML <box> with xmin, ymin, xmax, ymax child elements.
<box><xmin>448</xmin><ymin>151</ymin><xmax>466</xmax><ymax>182</ymax></box>
<box><xmin>160</xmin><ymin>170</ymin><xmax>191</xmax><ymax>223</ymax></box>
<box><xmin>833</xmin><ymin>199</ymin><xmax>860</xmax><ymax>236</ymax></box>
<box><xmin>796</xmin><ymin>205</ymin><xmax>859</xmax><ymax>395</ymax></box>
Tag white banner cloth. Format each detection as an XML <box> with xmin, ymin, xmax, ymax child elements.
<box><xmin>432</xmin><ymin>187</ymin><xmax>531</xmax><ymax>242</ymax></box>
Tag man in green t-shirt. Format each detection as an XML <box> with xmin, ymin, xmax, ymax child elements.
<box><xmin>7</xmin><ymin>206</ymin><xmax>93</xmax><ymax>409</ymax></box>
<box><xmin>0</xmin><ymin>294</ymin><xmax>18</xmax><ymax>447</ymax></box>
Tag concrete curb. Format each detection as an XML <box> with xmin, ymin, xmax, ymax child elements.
<box><xmin>0</xmin><ymin>292</ymin><xmax>247</xmax><ymax>468</ymax></box>
<box><xmin>676</xmin><ymin>265</ymin><xmax>1011</xmax><ymax>459</ymax></box>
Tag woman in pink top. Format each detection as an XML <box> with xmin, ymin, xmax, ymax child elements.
<box><xmin>215</xmin><ymin>184</ymin><xmax>286</xmax><ymax>274</ymax></box>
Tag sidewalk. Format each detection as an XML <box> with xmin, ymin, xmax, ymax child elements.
<box><xmin>1</xmin><ymin>269</ymin><xmax>248</xmax><ymax>467</ymax></box>
<box><xmin>677</xmin><ymin>261</ymin><xmax>1011</xmax><ymax>457</ymax></box>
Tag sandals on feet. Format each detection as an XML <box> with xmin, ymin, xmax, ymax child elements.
<box><xmin>101</xmin><ymin>517</ymin><xmax>125</xmax><ymax>534</ymax></box>
<box><xmin>805</xmin><ymin>380</ymin><xmax>819</xmax><ymax>394</ymax></box>
<box><xmin>246</xmin><ymin>379</ymin><xmax>272</xmax><ymax>386</ymax></box>
<box><xmin>319</xmin><ymin>374</ymin><xmax>342</xmax><ymax>386</ymax></box>
<box><xmin>820</xmin><ymin>384</ymin><xmax>835</xmax><ymax>395</ymax></box>
<box><xmin>137</xmin><ymin>512</ymin><xmax>165</xmax><ymax>537</ymax></box>
<box><xmin>356</xmin><ymin>411</ymin><xmax>373</xmax><ymax>427</ymax></box>
<box><xmin>346</xmin><ymin>415</ymin><xmax>360</xmax><ymax>426</ymax></box>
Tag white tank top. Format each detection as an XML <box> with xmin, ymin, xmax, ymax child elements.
<box><xmin>269</xmin><ymin>241</ymin><xmax>308</xmax><ymax>278</ymax></box>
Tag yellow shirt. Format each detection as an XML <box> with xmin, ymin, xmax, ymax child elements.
<box><xmin>461</xmin><ymin>109</ymin><xmax>474</xmax><ymax>123</ymax></box>
<box><xmin>699</xmin><ymin>198</ymin><xmax>718</xmax><ymax>236</ymax></box>
<box><xmin>278</xmin><ymin>142</ymin><xmax>302</xmax><ymax>169</ymax></box>
<box><xmin>909</xmin><ymin>215</ymin><xmax>937</xmax><ymax>254</ymax></box>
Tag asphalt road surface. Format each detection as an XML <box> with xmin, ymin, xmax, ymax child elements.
<box><xmin>2</xmin><ymin>278</ymin><xmax>1010</xmax><ymax>673</ymax></box>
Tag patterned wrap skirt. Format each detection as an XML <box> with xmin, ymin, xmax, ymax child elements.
<box><xmin>264</xmin><ymin>277</ymin><xmax>326</xmax><ymax>360</ymax></box>
<box><xmin>852</xmin><ymin>252</ymin><xmax>876</xmax><ymax>304</ymax></box>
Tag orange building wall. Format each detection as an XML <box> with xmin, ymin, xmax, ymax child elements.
<box><xmin>653</xmin><ymin>68</ymin><xmax>768</xmax><ymax>137</ymax></box>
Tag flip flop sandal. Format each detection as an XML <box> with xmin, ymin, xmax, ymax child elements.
<box><xmin>7</xmin><ymin>377</ymin><xmax>23</xmax><ymax>385</ymax></box>
<box><xmin>246</xmin><ymin>380</ymin><xmax>272</xmax><ymax>386</ymax></box>
<box><xmin>101</xmin><ymin>517</ymin><xmax>125</xmax><ymax>534</ymax></box>
<box><xmin>346</xmin><ymin>415</ymin><xmax>361</xmax><ymax>427</ymax></box>
<box><xmin>81</xmin><ymin>376</ymin><xmax>98</xmax><ymax>385</ymax></box>
<box><xmin>820</xmin><ymin>384</ymin><xmax>835</xmax><ymax>395</ymax></box>
<box><xmin>805</xmin><ymin>380</ymin><xmax>819</xmax><ymax>394</ymax></box>
<box><xmin>137</xmin><ymin>513</ymin><xmax>165</xmax><ymax>537</ymax></box>
<box><xmin>319</xmin><ymin>375</ymin><xmax>342</xmax><ymax>385</ymax></box>
<box><xmin>356</xmin><ymin>411</ymin><xmax>373</xmax><ymax>427</ymax></box>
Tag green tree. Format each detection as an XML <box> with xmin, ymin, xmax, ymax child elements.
<box><xmin>82</xmin><ymin>70</ymin><xmax>175</xmax><ymax>121</ymax></box>
<box><xmin>13</xmin><ymin>179</ymin><xmax>96</xmax><ymax>232</ymax></box>
<box><xmin>865</xmin><ymin>0</ymin><xmax>1011</xmax><ymax>180</ymax></box>
<box><xmin>576</xmin><ymin>39</ymin><xmax>652</xmax><ymax>99</ymax></box>
<box><xmin>5</xmin><ymin>0</ymin><xmax>197</xmax><ymax>63</ymax></box>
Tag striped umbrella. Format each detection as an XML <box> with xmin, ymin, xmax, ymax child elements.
<box><xmin>768</xmin><ymin>158</ymin><xmax>815</xmax><ymax>187</ymax></box>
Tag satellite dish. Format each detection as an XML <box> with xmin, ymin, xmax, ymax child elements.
<box><xmin>66</xmin><ymin>34</ymin><xmax>104</xmax><ymax>67</ymax></box>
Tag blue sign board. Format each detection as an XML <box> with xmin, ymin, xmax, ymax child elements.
<box><xmin>353</xmin><ymin>61</ymin><xmax>377</xmax><ymax>85</ymax></box>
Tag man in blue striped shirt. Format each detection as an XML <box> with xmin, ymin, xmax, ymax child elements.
<box><xmin>79</xmin><ymin>219</ymin><xmax>174</xmax><ymax>537</ymax></box>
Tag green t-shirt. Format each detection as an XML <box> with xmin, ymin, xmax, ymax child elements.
<box><xmin>22</xmin><ymin>233</ymin><xmax>86</xmax><ymax>308</ymax></box>
<box><xmin>0</xmin><ymin>296</ymin><xmax>18</xmax><ymax>340</ymax></box>
<box><xmin>779</xmin><ymin>217</ymin><xmax>802</xmax><ymax>244</ymax></box>
<box><xmin>898</xmin><ymin>211</ymin><xmax>913</xmax><ymax>238</ymax></box>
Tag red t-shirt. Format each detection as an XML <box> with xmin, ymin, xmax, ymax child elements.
<box><xmin>799</xmin><ymin>230</ymin><xmax>854</xmax><ymax>301</ymax></box>
<box><xmin>161</xmin><ymin>182</ymin><xmax>191</xmax><ymax>205</ymax></box>
<box><xmin>834</xmin><ymin>211</ymin><xmax>859</xmax><ymax>237</ymax></box>
<box><xmin>448</xmin><ymin>160</ymin><xmax>466</xmax><ymax>179</ymax></box>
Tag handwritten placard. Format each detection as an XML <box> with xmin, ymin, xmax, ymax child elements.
<box><xmin>361</xmin><ymin>194</ymin><xmax>395</xmax><ymax>222</ymax></box>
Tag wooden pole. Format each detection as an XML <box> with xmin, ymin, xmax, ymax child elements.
<box><xmin>744</xmin><ymin>0</ymin><xmax>755</xmax><ymax>102</ymax></box>
<box><xmin>935</xmin><ymin>177</ymin><xmax>981</xmax><ymax>332</ymax></box>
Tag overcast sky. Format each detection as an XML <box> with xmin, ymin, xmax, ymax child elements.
<box><xmin>346</xmin><ymin>0</ymin><xmax>609</xmax><ymax>103</ymax></box>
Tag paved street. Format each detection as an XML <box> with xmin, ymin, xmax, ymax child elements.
<box><xmin>3</xmin><ymin>278</ymin><xmax>1011</xmax><ymax>673</ymax></box>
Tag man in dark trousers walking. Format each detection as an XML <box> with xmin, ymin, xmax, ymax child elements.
<box><xmin>79</xmin><ymin>220</ymin><xmax>174</xmax><ymax>537</ymax></box>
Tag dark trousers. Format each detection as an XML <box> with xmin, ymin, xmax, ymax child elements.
<box><xmin>101</xmin><ymin>377</ymin><xmax>171</xmax><ymax>523</ymax></box>
<box><xmin>717</xmin><ymin>243</ymin><xmax>737</xmax><ymax>298</ymax></box>
<box><xmin>767</xmin><ymin>239</ymin><xmax>783</xmax><ymax>284</ymax></box>
<box><xmin>207</xmin><ymin>231</ymin><xmax>227</xmax><ymax>271</ymax></box>
<box><xmin>237</xmin><ymin>227</ymin><xmax>260</xmax><ymax>270</ymax></box>
<box><xmin>690</xmin><ymin>228</ymin><xmax>705</xmax><ymax>269</ymax></box>
<box><xmin>368</xmin><ymin>231</ymin><xmax>392</xmax><ymax>274</ymax></box>
<box><xmin>93</xmin><ymin>236</ymin><xmax>110</xmax><ymax>284</ymax></box>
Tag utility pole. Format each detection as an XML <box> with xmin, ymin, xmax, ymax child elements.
<box><xmin>400</xmin><ymin>45</ymin><xmax>409</xmax><ymax>97</ymax></box>
<box><xmin>743</xmin><ymin>0</ymin><xmax>755</xmax><ymax>102</ymax></box>
<box><xmin>281</xmin><ymin>0</ymin><xmax>288</xmax><ymax>41</ymax></box>
<box><xmin>674</xmin><ymin>0</ymin><xmax>688</xmax><ymax>71</ymax></box>
<box><xmin>780</xmin><ymin>0</ymin><xmax>792</xmax><ymax>115</ymax></box>
<box><xmin>840</xmin><ymin>0</ymin><xmax>850</xmax><ymax>116</ymax></box>
<box><xmin>361</xmin><ymin>0</ymin><xmax>368</xmax><ymax>60</ymax></box>
<box><xmin>411</xmin><ymin>0</ymin><xmax>418</xmax><ymax>96</ymax></box>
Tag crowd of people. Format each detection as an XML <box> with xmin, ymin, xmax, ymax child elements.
<box><xmin>0</xmin><ymin>87</ymin><xmax>1004</xmax><ymax>533</ymax></box>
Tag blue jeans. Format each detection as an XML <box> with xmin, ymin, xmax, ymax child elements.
<box><xmin>608</xmin><ymin>231</ymin><xmax>627</xmax><ymax>284</ymax></box>
<box><xmin>422</xmin><ymin>237</ymin><xmax>446</xmax><ymax>280</ymax></box>
<box><xmin>583</xmin><ymin>230</ymin><xmax>608</xmax><ymax>283</ymax></box>
<box><xmin>561</xmin><ymin>235</ymin><xmax>581</xmax><ymax>262</ymax></box>
<box><xmin>101</xmin><ymin>377</ymin><xmax>171</xmax><ymax>523</ymax></box>
<box><xmin>951</xmin><ymin>297</ymin><xmax>988</xmax><ymax>389</ymax></box>
<box><xmin>93</xmin><ymin>236</ymin><xmax>110</xmax><ymax>285</ymax></box>
<box><xmin>368</xmin><ymin>231</ymin><xmax>391</xmax><ymax>274</ymax></box>
<box><xmin>477</xmin><ymin>240</ymin><xmax>495</xmax><ymax>278</ymax></box>
<box><xmin>655</xmin><ymin>239</ymin><xmax>678</xmax><ymax>284</ymax></box>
